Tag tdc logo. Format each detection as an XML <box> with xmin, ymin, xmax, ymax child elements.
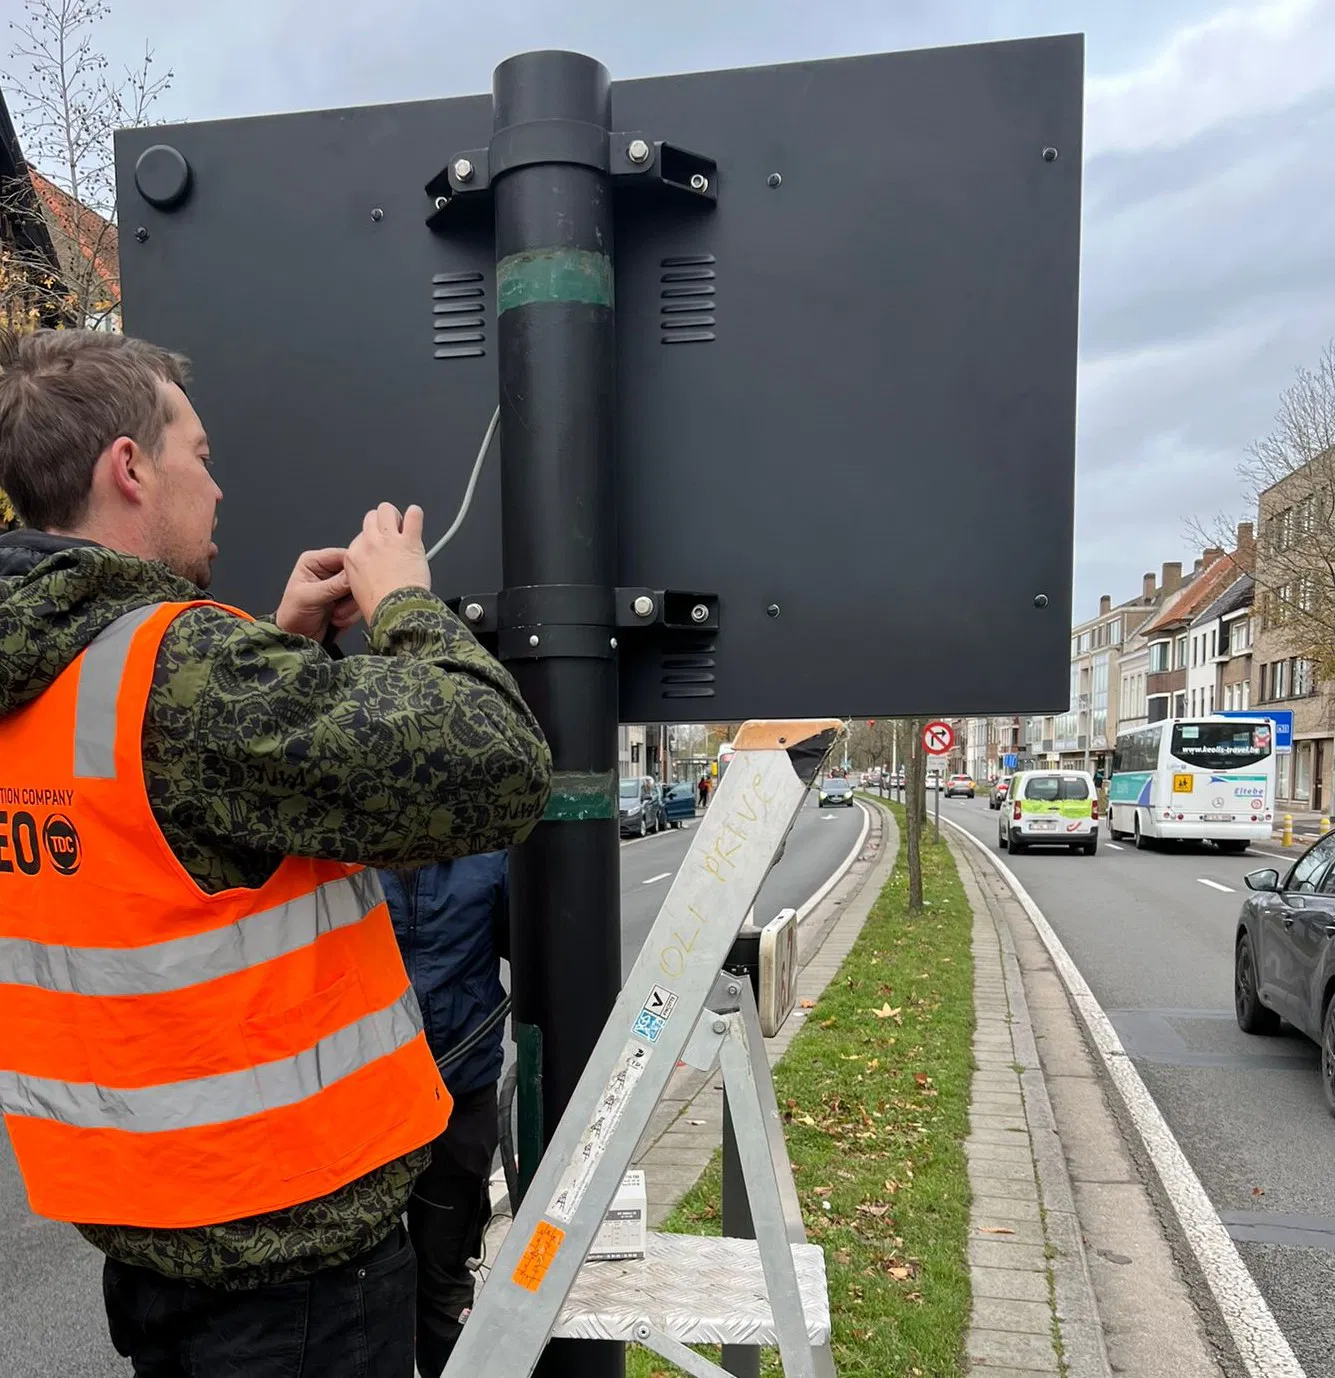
<box><xmin>42</xmin><ymin>814</ymin><xmax>82</xmax><ymax>876</ymax></box>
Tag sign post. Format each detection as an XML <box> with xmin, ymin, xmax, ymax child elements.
<box><xmin>923</xmin><ymin>721</ymin><xmax>954</xmax><ymax>844</ymax></box>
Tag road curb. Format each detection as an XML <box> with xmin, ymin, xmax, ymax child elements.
<box><xmin>630</xmin><ymin>799</ymin><xmax>898</xmax><ymax>1226</ymax></box>
<box><xmin>947</xmin><ymin>832</ymin><xmax>1113</xmax><ymax>1378</ymax></box>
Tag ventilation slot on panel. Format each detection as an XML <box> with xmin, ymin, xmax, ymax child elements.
<box><xmin>660</xmin><ymin>255</ymin><xmax>716</xmax><ymax>345</ymax></box>
<box><xmin>433</xmin><ymin>272</ymin><xmax>486</xmax><ymax>360</ymax></box>
<box><xmin>659</xmin><ymin>646</ymin><xmax>717</xmax><ymax>699</ymax></box>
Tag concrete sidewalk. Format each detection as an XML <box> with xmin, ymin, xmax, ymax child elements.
<box><xmin>952</xmin><ymin>835</ymin><xmax>1228</xmax><ymax>1378</ymax></box>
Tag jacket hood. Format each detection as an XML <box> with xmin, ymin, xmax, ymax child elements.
<box><xmin>0</xmin><ymin>530</ymin><xmax>205</xmax><ymax>717</ymax></box>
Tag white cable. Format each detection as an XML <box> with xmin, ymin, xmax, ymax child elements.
<box><xmin>425</xmin><ymin>406</ymin><xmax>500</xmax><ymax>562</ymax></box>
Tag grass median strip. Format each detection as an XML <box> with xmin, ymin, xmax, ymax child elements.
<box><xmin>627</xmin><ymin>802</ymin><xmax>974</xmax><ymax>1377</ymax></box>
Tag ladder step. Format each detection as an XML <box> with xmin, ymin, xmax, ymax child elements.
<box><xmin>551</xmin><ymin>1231</ymin><xmax>831</xmax><ymax>1346</ymax></box>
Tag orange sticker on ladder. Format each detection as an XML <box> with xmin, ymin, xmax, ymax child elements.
<box><xmin>512</xmin><ymin>1220</ymin><xmax>565</xmax><ymax>1293</ymax></box>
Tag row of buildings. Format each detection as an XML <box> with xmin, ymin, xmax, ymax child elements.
<box><xmin>944</xmin><ymin>459</ymin><xmax>1335</xmax><ymax>814</ymax></box>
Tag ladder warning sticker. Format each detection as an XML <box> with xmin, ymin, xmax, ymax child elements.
<box><xmin>632</xmin><ymin>985</ymin><xmax>679</xmax><ymax>1044</ymax></box>
<box><xmin>512</xmin><ymin>1220</ymin><xmax>565</xmax><ymax>1292</ymax></box>
<box><xmin>546</xmin><ymin>1041</ymin><xmax>649</xmax><ymax>1224</ymax></box>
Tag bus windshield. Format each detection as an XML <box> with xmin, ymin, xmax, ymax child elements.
<box><xmin>1169</xmin><ymin>722</ymin><xmax>1272</xmax><ymax>771</ymax></box>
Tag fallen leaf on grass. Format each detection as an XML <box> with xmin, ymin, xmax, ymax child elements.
<box><xmin>813</xmin><ymin>1186</ymin><xmax>834</xmax><ymax>1196</ymax></box>
<box><xmin>834</xmin><ymin>1249</ymin><xmax>852</xmax><ymax>1265</ymax></box>
<box><xmin>977</xmin><ymin>1226</ymin><xmax>1015</xmax><ymax>1235</ymax></box>
<box><xmin>857</xmin><ymin>1203</ymin><xmax>890</xmax><ymax>1217</ymax></box>
<box><xmin>872</xmin><ymin>1004</ymin><xmax>902</xmax><ymax>1022</ymax></box>
<box><xmin>913</xmin><ymin>1072</ymin><xmax>931</xmax><ymax>1088</ymax></box>
<box><xmin>887</xmin><ymin>1265</ymin><xmax>912</xmax><ymax>1281</ymax></box>
<box><xmin>819</xmin><ymin>1017</ymin><xmax>838</xmax><ymax>1029</ymax></box>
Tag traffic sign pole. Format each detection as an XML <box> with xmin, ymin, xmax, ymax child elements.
<box><xmin>921</xmin><ymin>721</ymin><xmax>953</xmax><ymax>841</ymax></box>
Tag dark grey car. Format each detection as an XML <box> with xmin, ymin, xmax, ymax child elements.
<box><xmin>1235</xmin><ymin>831</ymin><xmax>1335</xmax><ymax>1111</ymax></box>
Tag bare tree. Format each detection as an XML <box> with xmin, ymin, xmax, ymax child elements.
<box><xmin>1194</xmin><ymin>339</ymin><xmax>1335</xmax><ymax>683</ymax></box>
<box><xmin>2</xmin><ymin>0</ymin><xmax>171</xmax><ymax>328</ymax></box>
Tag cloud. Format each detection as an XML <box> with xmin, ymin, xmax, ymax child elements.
<box><xmin>1067</xmin><ymin>0</ymin><xmax>1335</xmax><ymax>614</ymax></box>
<box><xmin>1086</xmin><ymin>0</ymin><xmax>1335</xmax><ymax>155</ymax></box>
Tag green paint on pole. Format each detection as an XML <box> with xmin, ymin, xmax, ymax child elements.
<box><xmin>497</xmin><ymin>247</ymin><xmax>613</xmax><ymax>315</ymax></box>
<box><xmin>543</xmin><ymin>769</ymin><xmax>617</xmax><ymax>821</ymax></box>
<box><xmin>515</xmin><ymin>1021</ymin><xmax>544</xmax><ymax>1204</ymax></box>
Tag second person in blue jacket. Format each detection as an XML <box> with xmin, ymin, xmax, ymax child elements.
<box><xmin>379</xmin><ymin>853</ymin><xmax>509</xmax><ymax>1378</ymax></box>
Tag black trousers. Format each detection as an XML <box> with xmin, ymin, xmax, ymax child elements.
<box><xmin>103</xmin><ymin>1222</ymin><xmax>416</xmax><ymax>1378</ymax></box>
<box><xmin>406</xmin><ymin>1082</ymin><xmax>500</xmax><ymax>1378</ymax></box>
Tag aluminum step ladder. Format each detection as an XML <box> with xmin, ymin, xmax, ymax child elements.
<box><xmin>443</xmin><ymin>719</ymin><xmax>845</xmax><ymax>1378</ymax></box>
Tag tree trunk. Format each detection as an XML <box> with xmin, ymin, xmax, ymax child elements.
<box><xmin>905</xmin><ymin>719</ymin><xmax>924</xmax><ymax>911</ymax></box>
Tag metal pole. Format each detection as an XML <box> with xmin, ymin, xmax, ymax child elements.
<box><xmin>494</xmin><ymin>49</ymin><xmax>623</xmax><ymax>1378</ymax></box>
<box><xmin>720</xmin><ymin>1092</ymin><xmax>760</xmax><ymax>1378</ymax></box>
<box><xmin>934</xmin><ymin>766</ymin><xmax>940</xmax><ymax>844</ymax></box>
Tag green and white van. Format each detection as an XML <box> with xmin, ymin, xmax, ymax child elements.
<box><xmin>998</xmin><ymin>770</ymin><xmax>1098</xmax><ymax>856</ymax></box>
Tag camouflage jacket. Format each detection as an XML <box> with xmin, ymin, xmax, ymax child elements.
<box><xmin>0</xmin><ymin>531</ymin><xmax>552</xmax><ymax>1288</ymax></box>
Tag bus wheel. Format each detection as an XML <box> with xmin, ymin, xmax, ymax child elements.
<box><xmin>1134</xmin><ymin>814</ymin><xmax>1152</xmax><ymax>850</ymax></box>
<box><xmin>1217</xmin><ymin>840</ymin><xmax>1249</xmax><ymax>855</ymax></box>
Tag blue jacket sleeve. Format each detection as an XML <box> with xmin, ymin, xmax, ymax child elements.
<box><xmin>492</xmin><ymin>857</ymin><xmax>511</xmax><ymax>963</ymax></box>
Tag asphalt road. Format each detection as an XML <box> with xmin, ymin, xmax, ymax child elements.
<box><xmin>945</xmin><ymin>792</ymin><xmax>1335</xmax><ymax>1375</ymax></box>
<box><xmin>0</xmin><ymin>793</ymin><xmax>866</xmax><ymax>1375</ymax></box>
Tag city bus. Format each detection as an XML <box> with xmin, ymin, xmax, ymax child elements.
<box><xmin>1108</xmin><ymin>717</ymin><xmax>1276</xmax><ymax>852</ymax></box>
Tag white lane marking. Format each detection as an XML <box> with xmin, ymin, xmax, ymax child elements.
<box><xmin>1108</xmin><ymin>843</ymin><xmax>1124</xmax><ymax>851</ymax></box>
<box><xmin>643</xmin><ymin>872</ymin><xmax>671</xmax><ymax>886</ymax></box>
<box><xmin>1197</xmin><ymin>877</ymin><xmax>1235</xmax><ymax>894</ymax></box>
<box><xmin>784</xmin><ymin>801</ymin><xmax>872</xmax><ymax>927</ymax></box>
<box><xmin>941</xmin><ymin>814</ymin><xmax>1307</xmax><ymax>1378</ymax></box>
<box><xmin>820</xmin><ymin>812</ymin><xmax>836</xmax><ymax>820</ymax></box>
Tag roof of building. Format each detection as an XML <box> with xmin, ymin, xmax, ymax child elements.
<box><xmin>27</xmin><ymin>168</ymin><xmax>119</xmax><ymax>311</ymax></box>
<box><xmin>1140</xmin><ymin>554</ymin><xmax>1244</xmax><ymax>637</ymax></box>
<box><xmin>1192</xmin><ymin>573</ymin><xmax>1254</xmax><ymax>628</ymax></box>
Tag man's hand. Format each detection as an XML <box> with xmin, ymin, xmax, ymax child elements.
<box><xmin>274</xmin><ymin>547</ymin><xmax>359</xmax><ymax>642</ymax></box>
<box><xmin>344</xmin><ymin>502</ymin><xmax>431</xmax><ymax>626</ymax></box>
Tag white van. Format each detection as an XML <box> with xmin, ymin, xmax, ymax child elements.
<box><xmin>998</xmin><ymin>770</ymin><xmax>1098</xmax><ymax>856</ymax></box>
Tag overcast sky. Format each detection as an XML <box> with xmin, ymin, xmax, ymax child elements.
<box><xmin>11</xmin><ymin>0</ymin><xmax>1334</xmax><ymax>615</ymax></box>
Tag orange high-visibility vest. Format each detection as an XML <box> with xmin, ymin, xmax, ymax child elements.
<box><xmin>0</xmin><ymin>600</ymin><xmax>451</xmax><ymax>1228</ymax></box>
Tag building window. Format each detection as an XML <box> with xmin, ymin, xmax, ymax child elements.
<box><xmin>1278</xmin><ymin>750</ymin><xmax>1292</xmax><ymax>799</ymax></box>
<box><xmin>1150</xmin><ymin>641</ymin><xmax>1170</xmax><ymax>673</ymax></box>
<box><xmin>1208</xmin><ymin>684</ymin><xmax>1214</xmax><ymax>714</ymax></box>
<box><xmin>1175</xmin><ymin>635</ymin><xmax>1189</xmax><ymax>669</ymax></box>
<box><xmin>1295</xmin><ymin>743</ymin><xmax>1312</xmax><ymax>802</ymax></box>
<box><xmin>1210</xmin><ymin>629</ymin><xmax>1217</xmax><ymax>659</ymax></box>
<box><xmin>1174</xmin><ymin>691</ymin><xmax>1187</xmax><ymax>716</ymax></box>
<box><xmin>1242</xmin><ymin>678</ymin><xmax>1250</xmax><ymax>709</ymax></box>
<box><xmin>1295</xmin><ymin>658</ymin><xmax>1313</xmax><ymax>697</ymax></box>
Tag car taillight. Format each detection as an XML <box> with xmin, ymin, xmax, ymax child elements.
<box><xmin>1013</xmin><ymin>801</ymin><xmax>1022</xmax><ymax>821</ymax></box>
<box><xmin>1091</xmin><ymin>798</ymin><xmax>1099</xmax><ymax>820</ymax></box>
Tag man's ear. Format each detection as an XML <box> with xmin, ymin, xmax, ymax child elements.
<box><xmin>100</xmin><ymin>436</ymin><xmax>149</xmax><ymax>507</ymax></box>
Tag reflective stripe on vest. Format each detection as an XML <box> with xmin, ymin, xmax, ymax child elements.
<box><xmin>0</xmin><ymin>870</ymin><xmax>383</xmax><ymax>997</ymax></box>
<box><xmin>0</xmin><ymin>987</ymin><xmax>422</xmax><ymax>1131</ymax></box>
<box><xmin>73</xmin><ymin>603</ymin><xmax>160</xmax><ymax>779</ymax></box>
<box><xmin>0</xmin><ymin>600</ymin><xmax>451</xmax><ymax>1228</ymax></box>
